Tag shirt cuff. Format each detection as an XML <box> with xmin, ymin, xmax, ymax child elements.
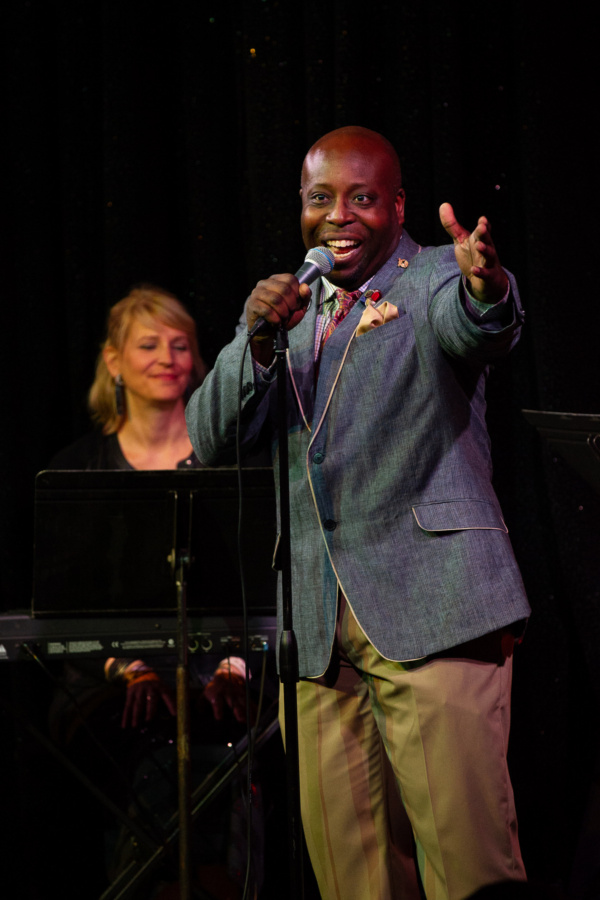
<box><xmin>252</xmin><ymin>357</ymin><xmax>277</xmax><ymax>384</ymax></box>
<box><xmin>462</xmin><ymin>276</ymin><xmax>514</xmax><ymax>330</ymax></box>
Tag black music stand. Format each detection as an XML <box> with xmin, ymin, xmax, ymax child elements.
<box><xmin>32</xmin><ymin>467</ymin><xmax>277</xmax><ymax>617</ymax></box>
<box><xmin>31</xmin><ymin>467</ymin><xmax>277</xmax><ymax>899</ymax></box>
<box><xmin>522</xmin><ymin>409</ymin><xmax>600</xmax><ymax>495</ymax></box>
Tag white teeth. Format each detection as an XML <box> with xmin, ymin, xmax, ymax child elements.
<box><xmin>327</xmin><ymin>240</ymin><xmax>358</xmax><ymax>248</ymax></box>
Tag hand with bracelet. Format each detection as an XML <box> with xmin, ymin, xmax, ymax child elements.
<box><xmin>104</xmin><ymin>657</ymin><xmax>176</xmax><ymax>729</ymax></box>
<box><xmin>105</xmin><ymin>656</ymin><xmax>251</xmax><ymax>728</ymax></box>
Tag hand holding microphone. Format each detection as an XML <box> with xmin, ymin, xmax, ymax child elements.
<box><xmin>247</xmin><ymin>247</ymin><xmax>335</xmax><ymax>339</ymax></box>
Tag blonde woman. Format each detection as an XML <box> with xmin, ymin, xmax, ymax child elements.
<box><xmin>52</xmin><ymin>283</ymin><xmax>207</xmax><ymax>471</ymax></box>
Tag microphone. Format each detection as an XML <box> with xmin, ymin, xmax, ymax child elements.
<box><xmin>248</xmin><ymin>246</ymin><xmax>335</xmax><ymax>338</ymax></box>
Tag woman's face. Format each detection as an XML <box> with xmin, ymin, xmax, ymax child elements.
<box><xmin>106</xmin><ymin>317</ymin><xmax>194</xmax><ymax>407</ymax></box>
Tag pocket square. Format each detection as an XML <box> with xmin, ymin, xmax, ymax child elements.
<box><xmin>356</xmin><ymin>299</ymin><xmax>399</xmax><ymax>335</ymax></box>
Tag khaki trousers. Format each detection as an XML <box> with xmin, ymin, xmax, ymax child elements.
<box><xmin>281</xmin><ymin>600</ymin><xmax>526</xmax><ymax>900</ymax></box>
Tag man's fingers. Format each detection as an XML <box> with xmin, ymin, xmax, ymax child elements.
<box><xmin>439</xmin><ymin>202</ymin><xmax>470</xmax><ymax>243</ymax></box>
<box><xmin>247</xmin><ymin>273</ymin><xmax>306</xmax><ymax>333</ymax></box>
<box><xmin>470</xmin><ymin>265</ymin><xmax>491</xmax><ymax>279</ymax></box>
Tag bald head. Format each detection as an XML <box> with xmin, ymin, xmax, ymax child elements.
<box><xmin>301</xmin><ymin>126</ymin><xmax>403</xmax><ymax>194</ymax></box>
<box><xmin>300</xmin><ymin>126</ymin><xmax>405</xmax><ymax>290</ymax></box>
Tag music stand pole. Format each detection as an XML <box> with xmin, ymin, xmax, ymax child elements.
<box><xmin>274</xmin><ymin>325</ymin><xmax>304</xmax><ymax>900</ymax></box>
<box><xmin>176</xmin><ymin>548</ymin><xmax>192</xmax><ymax>900</ymax></box>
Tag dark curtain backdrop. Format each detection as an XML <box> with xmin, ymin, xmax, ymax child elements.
<box><xmin>2</xmin><ymin>0</ymin><xmax>599</xmax><ymax>894</ymax></box>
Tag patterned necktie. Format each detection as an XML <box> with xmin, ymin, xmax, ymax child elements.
<box><xmin>321</xmin><ymin>288</ymin><xmax>362</xmax><ymax>346</ymax></box>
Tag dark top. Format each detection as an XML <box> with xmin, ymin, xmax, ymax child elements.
<box><xmin>48</xmin><ymin>430</ymin><xmax>202</xmax><ymax>470</ymax></box>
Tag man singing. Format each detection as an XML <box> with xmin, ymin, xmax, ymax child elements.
<box><xmin>186</xmin><ymin>126</ymin><xmax>530</xmax><ymax>899</ymax></box>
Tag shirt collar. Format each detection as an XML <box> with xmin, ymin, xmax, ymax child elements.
<box><xmin>319</xmin><ymin>274</ymin><xmax>375</xmax><ymax>309</ymax></box>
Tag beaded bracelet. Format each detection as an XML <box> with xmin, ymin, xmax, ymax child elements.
<box><xmin>104</xmin><ymin>657</ymin><xmax>160</xmax><ymax>686</ymax></box>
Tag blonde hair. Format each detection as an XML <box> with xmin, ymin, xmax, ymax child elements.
<box><xmin>89</xmin><ymin>285</ymin><xmax>206</xmax><ymax>434</ymax></box>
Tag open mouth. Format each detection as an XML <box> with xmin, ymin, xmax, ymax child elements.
<box><xmin>324</xmin><ymin>239</ymin><xmax>361</xmax><ymax>262</ymax></box>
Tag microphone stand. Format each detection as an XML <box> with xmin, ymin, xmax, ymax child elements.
<box><xmin>274</xmin><ymin>324</ymin><xmax>304</xmax><ymax>900</ymax></box>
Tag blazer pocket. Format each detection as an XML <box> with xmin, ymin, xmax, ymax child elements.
<box><xmin>412</xmin><ymin>499</ymin><xmax>508</xmax><ymax>533</ymax></box>
<box><xmin>354</xmin><ymin>309</ymin><xmax>410</xmax><ymax>342</ymax></box>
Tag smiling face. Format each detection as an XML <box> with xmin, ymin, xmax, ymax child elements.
<box><xmin>300</xmin><ymin>128</ymin><xmax>405</xmax><ymax>290</ymax></box>
<box><xmin>104</xmin><ymin>317</ymin><xmax>194</xmax><ymax>409</ymax></box>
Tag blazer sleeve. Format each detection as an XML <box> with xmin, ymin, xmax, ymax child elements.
<box><xmin>423</xmin><ymin>246</ymin><xmax>524</xmax><ymax>365</ymax></box>
<box><xmin>185</xmin><ymin>325</ymin><xmax>276</xmax><ymax>467</ymax></box>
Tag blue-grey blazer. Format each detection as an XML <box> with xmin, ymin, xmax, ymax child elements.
<box><xmin>186</xmin><ymin>233</ymin><xmax>531</xmax><ymax>677</ymax></box>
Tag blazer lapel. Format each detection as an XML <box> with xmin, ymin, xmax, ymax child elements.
<box><xmin>309</xmin><ymin>233</ymin><xmax>422</xmax><ymax>445</ymax></box>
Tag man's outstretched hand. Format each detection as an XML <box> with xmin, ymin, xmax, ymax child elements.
<box><xmin>440</xmin><ymin>202</ymin><xmax>509</xmax><ymax>305</ymax></box>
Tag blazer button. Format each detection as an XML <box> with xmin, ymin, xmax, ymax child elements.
<box><xmin>323</xmin><ymin>519</ymin><xmax>337</xmax><ymax>531</ymax></box>
<box><xmin>313</xmin><ymin>452</ymin><xmax>324</xmax><ymax>465</ymax></box>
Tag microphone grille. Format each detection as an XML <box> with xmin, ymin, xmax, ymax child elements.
<box><xmin>305</xmin><ymin>246</ymin><xmax>335</xmax><ymax>275</ymax></box>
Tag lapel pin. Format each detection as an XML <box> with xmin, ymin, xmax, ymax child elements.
<box><xmin>364</xmin><ymin>289</ymin><xmax>381</xmax><ymax>306</ymax></box>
